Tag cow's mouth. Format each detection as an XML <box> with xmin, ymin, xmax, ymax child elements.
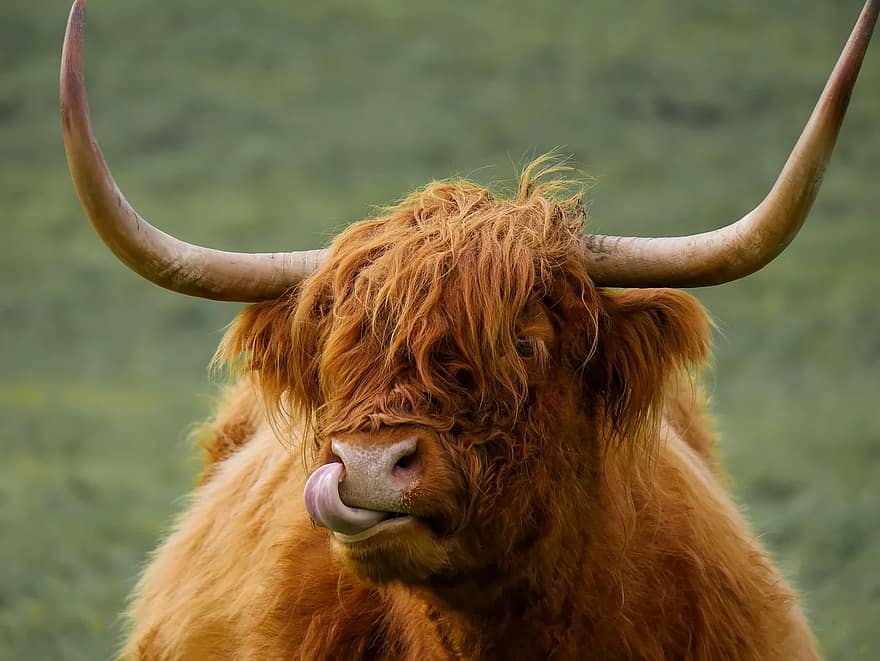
<box><xmin>331</xmin><ymin>514</ymin><xmax>414</xmax><ymax>544</ymax></box>
<box><xmin>304</xmin><ymin>462</ymin><xmax>413</xmax><ymax>541</ymax></box>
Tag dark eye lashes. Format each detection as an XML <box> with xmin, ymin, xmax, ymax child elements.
<box><xmin>515</xmin><ymin>337</ymin><xmax>536</xmax><ymax>358</ymax></box>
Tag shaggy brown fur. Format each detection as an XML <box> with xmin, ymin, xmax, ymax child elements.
<box><xmin>123</xmin><ymin>160</ymin><xmax>818</xmax><ymax>660</ymax></box>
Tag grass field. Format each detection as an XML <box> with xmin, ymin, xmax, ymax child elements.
<box><xmin>2</xmin><ymin>0</ymin><xmax>878</xmax><ymax>658</ymax></box>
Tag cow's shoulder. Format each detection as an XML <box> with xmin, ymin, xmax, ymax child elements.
<box><xmin>122</xmin><ymin>426</ymin><xmax>307</xmax><ymax>658</ymax></box>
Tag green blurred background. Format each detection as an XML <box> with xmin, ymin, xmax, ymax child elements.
<box><xmin>2</xmin><ymin>0</ymin><xmax>878</xmax><ymax>658</ymax></box>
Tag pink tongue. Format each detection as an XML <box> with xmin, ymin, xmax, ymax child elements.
<box><xmin>304</xmin><ymin>462</ymin><xmax>388</xmax><ymax>535</ymax></box>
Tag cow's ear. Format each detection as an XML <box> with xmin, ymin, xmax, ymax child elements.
<box><xmin>214</xmin><ymin>293</ymin><xmax>304</xmax><ymax>409</ymax></box>
<box><xmin>588</xmin><ymin>288</ymin><xmax>711</xmax><ymax>444</ymax></box>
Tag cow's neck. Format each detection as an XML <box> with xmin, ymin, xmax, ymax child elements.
<box><xmin>393</xmin><ymin>500</ymin><xmax>606</xmax><ymax>654</ymax></box>
<box><xmin>386</xmin><ymin>566</ymin><xmax>582</xmax><ymax>659</ymax></box>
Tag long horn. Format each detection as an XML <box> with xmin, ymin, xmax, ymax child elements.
<box><xmin>60</xmin><ymin>0</ymin><xmax>327</xmax><ymax>302</ymax></box>
<box><xmin>584</xmin><ymin>0</ymin><xmax>878</xmax><ymax>288</ymax></box>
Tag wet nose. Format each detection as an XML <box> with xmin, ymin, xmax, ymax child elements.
<box><xmin>331</xmin><ymin>437</ymin><xmax>421</xmax><ymax>512</ymax></box>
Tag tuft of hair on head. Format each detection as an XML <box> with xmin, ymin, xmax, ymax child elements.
<box><xmin>515</xmin><ymin>150</ymin><xmax>588</xmax><ymax>203</ymax></box>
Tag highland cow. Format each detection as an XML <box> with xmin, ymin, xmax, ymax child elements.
<box><xmin>59</xmin><ymin>0</ymin><xmax>877</xmax><ymax>659</ymax></box>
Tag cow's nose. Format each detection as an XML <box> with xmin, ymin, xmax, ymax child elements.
<box><xmin>331</xmin><ymin>437</ymin><xmax>421</xmax><ymax>512</ymax></box>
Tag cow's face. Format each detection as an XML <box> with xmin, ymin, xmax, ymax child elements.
<box><xmin>224</xmin><ymin>169</ymin><xmax>709</xmax><ymax>588</ymax></box>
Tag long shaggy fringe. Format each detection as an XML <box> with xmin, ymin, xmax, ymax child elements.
<box><xmin>218</xmin><ymin>159</ymin><xmax>589</xmax><ymax>424</ymax></box>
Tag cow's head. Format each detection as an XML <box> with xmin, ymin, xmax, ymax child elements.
<box><xmin>219</xmin><ymin>165</ymin><xmax>710</xmax><ymax>584</ymax></box>
<box><xmin>59</xmin><ymin>0</ymin><xmax>877</xmax><ymax>589</ymax></box>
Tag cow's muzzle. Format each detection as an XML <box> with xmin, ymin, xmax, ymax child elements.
<box><xmin>304</xmin><ymin>436</ymin><xmax>422</xmax><ymax>538</ymax></box>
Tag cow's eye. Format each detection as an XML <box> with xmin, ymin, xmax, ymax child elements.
<box><xmin>515</xmin><ymin>337</ymin><xmax>536</xmax><ymax>358</ymax></box>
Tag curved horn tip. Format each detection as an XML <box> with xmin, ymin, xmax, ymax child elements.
<box><xmin>61</xmin><ymin>1</ymin><xmax>86</xmax><ymax>84</ymax></box>
<box><xmin>66</xmin><ymin>0</ymin><xmax>87</xmax><ymax>36</ymax></box>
